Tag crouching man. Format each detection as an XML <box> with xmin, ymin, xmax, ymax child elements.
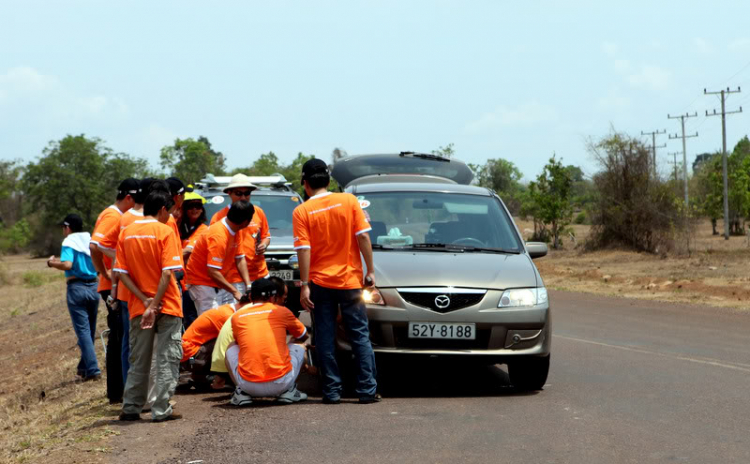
<box><xmin>179</xmin><ymin>298</ymin><xmax>245</xmax><ymax>390</ymax></box>
<box><xmin>115</xmin><ymin>190</ymin><xmax>184</xmax><ymax>422</ymax></box>
<box><xmin>226</xmin><ymin>279</ymin><xmax>308</xmax><ymax>406</ymax></box>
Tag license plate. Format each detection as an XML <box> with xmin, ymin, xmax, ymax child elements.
<box><xmin>269</xmin><ymin>270</ymin><xmax>294</xmax><ymax>281</ymax></box>
<box><xmin>408</xmin><ymin>322</ymin><xmax>476</xmax><ymax>340</ymax></box>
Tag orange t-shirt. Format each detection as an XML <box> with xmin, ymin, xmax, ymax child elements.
<box><xmin>181</xmin><ymin>303</ymin><xmax>236</xmax><ymax>362</ymax></box>
<box><xmin>91</xmin><ymin>205</ymin><xmax>125</xmax><ymax>292</ymax></box>
<box><xmin>185</xmin><ymin>218</ymin><xmax>244</xmax><ymax>287</ymax></box>
<box><xmin>211</xmin><ymin>205</ymin><xmax>270</xmax><ymax>280</ymax></box>
<box><xmin>231</xmin><ymin>302</ymin><xmax>306</xmax><ymax>382</ymax></box>
<box><xmin>113</xmin><ymin>219</ymin><xmax>183</xmax><ymax>320</ymax></box>
<box><xmin>182</xmin><ymin>223</ymin><xmax>208</xmax><ymax>251</ymax></box>
<box><xmin>98</xmin><ymin>208</ymin><xmax>144</xmax><ymax>302</ymax></box>
<box><xmin>292</xmin><ymin>192</ymin><xmax>371</xmax><ymax>289</ymax></box>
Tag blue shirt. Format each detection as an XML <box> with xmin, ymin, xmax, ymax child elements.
<box><xmin>60</xmin><ymin>246</ymin><xmax>97</xmax><ymax>280</ymax></box>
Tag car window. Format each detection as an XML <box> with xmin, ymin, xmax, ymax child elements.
<box><xmin>360</xmin><ymin>192</ymin><xmax>523</xmax><ymax>251</ymax></box>
<box><xmin>203</xmin><ymin>193</ymin><xmax>301</xmax><ymax>238</ymax></box>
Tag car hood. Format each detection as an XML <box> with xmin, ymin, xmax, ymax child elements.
<box><xmin>371</xmin><ymin>251</ymin><xmax>538</xmax><ymax>290</ymax></box>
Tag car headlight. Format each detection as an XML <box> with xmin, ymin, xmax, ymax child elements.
<box><xmin>288</xmin><ymin>254</ymin><xmax>299</xmax><ymax>270</ymax></box>
<box><xmin>363</xmin><ymin>287</ymin><xmax>385</xmax><ymax>306</ymax></box>
<box><xmin>498</xmin><ymin>288</ymin><xmax>548</xmax><ymax>308</ymax></box>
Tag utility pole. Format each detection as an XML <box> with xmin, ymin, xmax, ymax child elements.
<box><xmin>667</xmin><ymin>152</ymin><xmax>681</xmax><ymax>184</ymax></box>
<box><xmin>667</xmin><ymin>112</ymin><xmax>698</xmax><ymax>208</ymax></box>
<box><xmin>641</xmin><ymin>129</ymin><xmax>667</xmax><ymax>177</ymax></box>
<box><xmin>705</xmin><ymin>87</ymin><xmax>742</xmax><ymax>240</ymax></box>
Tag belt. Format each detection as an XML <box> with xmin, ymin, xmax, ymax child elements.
<box><xmin>67</xmin><ymin>277</ymin><xmax>97</xmax><ymax>285</ymax></box>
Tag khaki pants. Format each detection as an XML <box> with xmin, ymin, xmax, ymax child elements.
<box><xmin>122</xmin><ymin>314</ymin><xmax>183</xmax><ymax>421</ymax></box>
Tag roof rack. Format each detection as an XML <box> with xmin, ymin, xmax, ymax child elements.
<box><xmin>398</xmin><ymin>151</ymin><xmax>451</xmax><ymax>162</ymax></box>
<box><xmin>198</xmin><ymin>173</ymin><xmax>291</xmax><ymax>188</ymax></box>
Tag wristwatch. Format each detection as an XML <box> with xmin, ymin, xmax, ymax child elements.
<box><xmin>300</xmin><ymin>281</ymin><xmax>309</xmax><ymax>286</ymax></box>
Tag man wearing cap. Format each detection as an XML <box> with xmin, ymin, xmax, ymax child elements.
<box><xmin>210</xmin><ymin>174</ymin><xmax>272</xmax><ymax>287</ymax></box>
<box><xmin>48</xmin><ymin>214</ymin><xmax>101</xmax><ymax>381</ymax></box>
<box><xmin>115</xmin><ymin>190</ymin><xmax>184</xmax><ymax>422</ymax></box>
<box><xmin>293</xmin><ymin>158</ymin><xmax>380</xmax><ymax>404</ymax></box>
<box><xmin>186</xmin><ymin>201</ymin><xmax>255</xmax><ymax>313</ymax></box>
<box><xmin>90</xmin><ymin>178</ymin><xmax>138</xmax><ymax>403</ymax></box>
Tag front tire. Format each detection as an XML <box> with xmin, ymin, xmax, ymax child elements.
<box><xmin>508</xmin><ymin>355</ymin><xmax>550</xmax><ymax>391</ymax></box>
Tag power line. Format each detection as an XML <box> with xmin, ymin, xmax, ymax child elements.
<box><xmin>705</xmin><ymin>86</ymin><xmax>742</xmax><ymax>240</ymax></box>
<box><xmin>667</xmin><ymin>112</ymin><xmax>698</xmax><ymax>208</ymax></box>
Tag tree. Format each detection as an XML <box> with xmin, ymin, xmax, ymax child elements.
<box><xmin>160</xmin><ymin>137</ymin><xmax>226</xmax><ymax>185</ymax></box>
<box><xmin>22</xmin><ymin>135</ymin><xmax>150</xmax><ymax>254</ymax></box>
<box><xmin>432</xmin><ymin>143</ymin><xmax>455</xmax><ymax>158</ymax></box>
<box><xmin>471</xmin><ymin>158</ymin><xmax>525</xmax><ymax>214</ymax></box>
<box><xmin>232</xmin><ymin>152</ymin><xmax>317</xmax><ymax>195</ymax></box>
<box><xmin>524</xmin><ymin>156</ymin><xmax>573</xmax><ymax>249</ymax></box>
<box><xmin>586</xmin><ymin>131</ymin><xmax>681</xmax><ymax>253</ymax></box>
<box><xmin>0</xmin><ymin>160</ymin><xmax>23</xmax><ymax>225</ymax></box>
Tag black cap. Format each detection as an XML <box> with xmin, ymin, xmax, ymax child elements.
<box><xmin>166</xmin><ymin>177</ymin><xmax>186</xmax><ymax>196</ymax></box>
<box><xmin>59</xmin><ymin>213</ymin><xmax>83</xmax><ymax>231</ymax></box>
<box><xmin>118</xmin><ymin>178</ymin><xmax>140</xmax><ymax>196</ymax></box>
<box><xmin>250</xmin><ymin>279</ymin><xmax>278</xmax><ymax>301</ymax></box>
<box><xmin>301</xmin><ymin>158</ymin><xmax>330</xmax><ymax>181</ymax></box>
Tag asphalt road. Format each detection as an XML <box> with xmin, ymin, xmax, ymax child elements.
<box><xmin>109</xmin><ymin>291</ymin><xmax>750</xmax><ymax>464</ymax></box>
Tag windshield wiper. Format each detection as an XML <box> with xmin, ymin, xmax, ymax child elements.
<box><xmin>371</xmin><ymin>244</ymin><xmax>396</xmax><ymax>250</ymax></box>
<box><xmin>450</xmin><ymin>245</ymin><xmax>521</xmax><ymax>254</ymax></box>
<box><xmin>407</xmin><ymin>243</ymin><xmax>520</xmax><ymax>254</ymax></box>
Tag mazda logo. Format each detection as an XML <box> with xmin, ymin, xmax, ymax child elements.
<box><xmin>434</xmin><ymin>295</ymin><xmax>451</xmax><ymax>309</ymax></box>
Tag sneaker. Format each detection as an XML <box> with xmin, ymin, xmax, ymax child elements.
<box><xmin>359</xmin><ymin>393</ymin><xmax>382</xmax><ymax>404</ymax></box>
<box><xmin>276</xmin><ymin>385</ymin><xmax>308</xmax><ymax>404</ymax></box>
<box><xmin>118</xmin><ymin>412</ymin><xmax>141</xmax><ymax>421</ymax></box>
<box><xmin>230</xmin><ymin>388</ymin><xmax>252</xmax><ymax>407</ymax></box>
<box><xmin>152</xmin><ymin>413</ymin><xmax>182</xmax><ymax>423</ymax></box>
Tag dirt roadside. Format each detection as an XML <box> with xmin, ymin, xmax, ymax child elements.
<box><xmin>515</xmin><ymin>218</ymin><xmax>750</xmax><ymax>312</ymax></box>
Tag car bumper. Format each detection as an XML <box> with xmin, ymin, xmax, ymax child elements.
<box><xmin>334</xmin><ymin>290</ymin><xmax>551</xmax><ymax>359</ymax></box>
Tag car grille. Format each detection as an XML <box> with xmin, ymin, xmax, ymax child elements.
<box><xmin>392</xmin><ymin>327</ymin><xmax>491</xmax><ymax>350</ymax></box>
<box><xmin>398</xmin><ymin>291</ymin><xmax>485</xmax><ymax>313</ymax></box>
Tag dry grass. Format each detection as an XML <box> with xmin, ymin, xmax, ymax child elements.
<box><xmin>516</xmin><ymin>218</ymin><xmax>750</xmax><ymax>311</ymax></box>
<box><xmin>0</xmin><ymin>255</ymin><xmax>117</xmax><ymax>464</ymax></box>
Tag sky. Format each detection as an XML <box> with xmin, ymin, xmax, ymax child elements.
<box><xmin>2</xmin><ymin>0</ymin><xmax>750</xmax><ymax>181</ymax></box>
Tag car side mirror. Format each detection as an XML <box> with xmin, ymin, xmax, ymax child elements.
<box><xmin>526</xmin><ymin>242</ymin><xmax>548</xmax><ymax>259</ymax></box>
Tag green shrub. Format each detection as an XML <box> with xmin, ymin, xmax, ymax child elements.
<box><xmin>22</xmin><ymin>271</ymin><xmax>45</xmax><ymax>288</ymax></box>
<box><xmin>574</xmin><ymin>211</ymin><xmax>587</xmax><ymax>225</ymax></box>
<box><xmin>0</xmin><ymin>219</ymin><xmax>31</xmax><ymax>254</ymax></box>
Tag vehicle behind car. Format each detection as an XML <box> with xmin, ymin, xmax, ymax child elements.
<box><xmin>194</xmin><ymin>174</ymin><xmax>303</xmax><ymax>313</ymax></box>
<box><xmin>330</xmin><ymin>153</ymin><xmax>551</xmax><ymax>391</ymax></box>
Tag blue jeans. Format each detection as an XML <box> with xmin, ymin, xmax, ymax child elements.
<box><xmin>67</xmin><ymin>281</ymin><xmax>101</xmax><ymax>377</ymax></box>
<box><xmin>182</xmin><ymin>289</ymin><xmax>198</xmax><ymax>330</ymax></box>
<box><xmin>120</xmin><ymin>300</ymin><xmax>130</xmax><ymax>385</ymax></box>
<box><xmin>311</xmin><ymin>283</ymin><xmax>377</xmax><ymax>399</ymax></box>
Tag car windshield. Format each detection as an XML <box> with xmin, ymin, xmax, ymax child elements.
<box><xmin>204</xmin><ymin>194</ymin><xmax>301</xmax><ymax>237</ymax></box>
<box><xmin>359</xmin><ymin>191</ymin><xmax>523</xmax><ymax>252</ymax></box>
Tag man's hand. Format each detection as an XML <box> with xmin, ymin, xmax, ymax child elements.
<box><xmin>106</xmin><ymin>294</ymin><xmax>119</xmax><ymax>311</ymax></box>
<box><xmin>233</xmin><ymin>290</ymin><xmax>243</xmax><ymax>302</ymax></box>
<box><xmin>364</xmin><ymin>272</ymin><xmax>376</xmax><ymax>288</ymax></box>
<box><xmin>47</xmin><ymin>255</ymin><xmax>55</xmax><ymax>267</ymax></box>
<box><xmin>140</xmin><ymin>308</ymin><xmax>156</xmax><ymax>329</ymax></box>
<box><xmin>255</xmin><ymin>242</ymin><xmax>267</xmax><ymax>255</ymax></box>
<box><xmin>300</xmin><ymin>285</ymin><xmax>314</xmax><ymax>311</ymax></box>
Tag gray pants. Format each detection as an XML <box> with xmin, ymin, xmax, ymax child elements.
<box><xmin>122</xmin><ymin>314</ymin><xmax>183</xmax><ymax>421</ymax></box>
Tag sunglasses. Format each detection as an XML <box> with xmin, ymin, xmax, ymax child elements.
<box><xmin>233</xmin><ymin>190</ymin><xmax>252</xmax><ymax>197</ymax></box>
<box><xmin>186</xmin><ymin>203</ymin><xmax>203</xmax><ymax>210</ymax></box>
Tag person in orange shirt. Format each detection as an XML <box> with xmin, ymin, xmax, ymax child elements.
<box><xmin>89</xmin><ymin>177</ymin><xmax>138</xmax><ymax>404</ymax></box>
<box><xmin>293</xmin><ymin>158</ymin><xmax>379</xmax><ymax>404</ymax></box>
<box><xmin>114</xmin><ymin>190</ymin><xmax>184</xmax><ymax>423</ymax></box>
<box><xmin>97</xmin><ymin>178</ymin><xmax>154</xmax><ymax>388</ymax></box>
<box><xmin>180</xmin><ymin>189</ymin><xmax>208</xmax><ymax>329</ymax></box>
<box><xmin>179</xmin><ymin>296</ymin><xmax>245</xmax><ymax>391</ymax></box>
<box><xmin>226</xmin><ymin>279</ymin><xmax>308</xmax><ymax>406</ymax></box>
<box><xmin>209</xmin><ymin>174</ymin><xmax>271</xmax><ymax>282</ymax></box>
<box><xmin>186</xmin><ymin>201</ymin><xmax>254</xmax><ymax>314</ymax></box>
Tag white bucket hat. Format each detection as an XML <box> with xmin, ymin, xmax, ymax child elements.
<box><xmin>223</xmin><ymin>174</ymin><xmax>258</xmax><ymax>193</ymax></box>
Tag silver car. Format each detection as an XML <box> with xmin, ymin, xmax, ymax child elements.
<box><xmin>331</xmin><ymin>153</ymin><xmax>551</xmax><ymax>391</ymax></box>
